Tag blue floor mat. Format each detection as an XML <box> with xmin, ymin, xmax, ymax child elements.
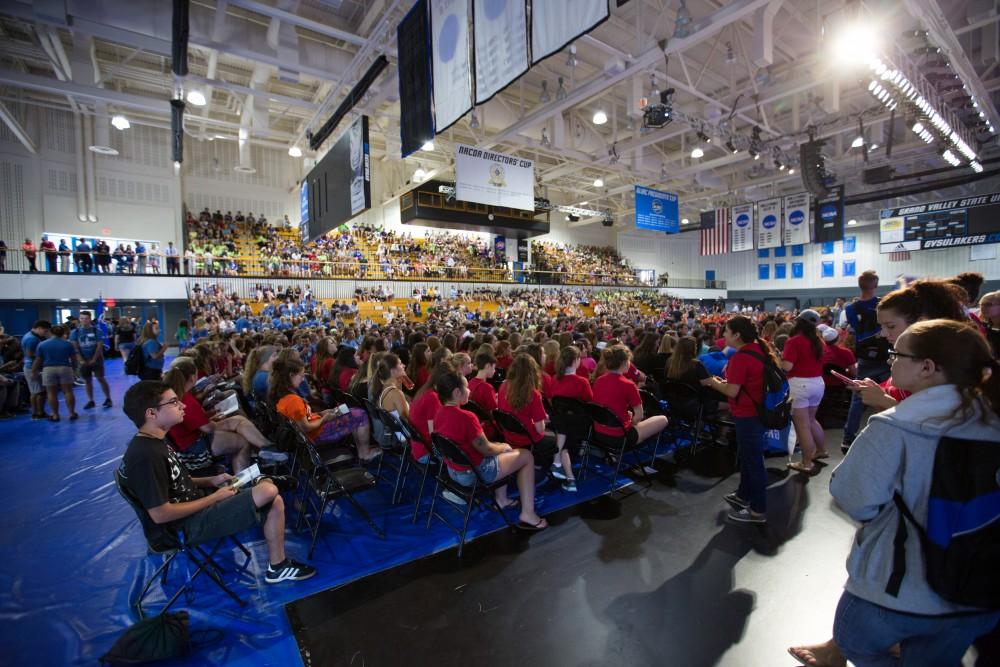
<box><xmin>0</xmin><ymin>358</ymin><xmax>661</xmax><ymax>666</ymax></box>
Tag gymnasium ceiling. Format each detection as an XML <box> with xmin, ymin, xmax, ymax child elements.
<box><xmin>1</xmin><ymin>0</ymin><xmax>999</xmax><ymax>227</ymax></box>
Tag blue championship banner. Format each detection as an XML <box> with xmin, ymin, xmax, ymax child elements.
<box><xmin>634</xmin><ymin>185</ymin><xmax>679</xmax><ymax>233</ymax></box>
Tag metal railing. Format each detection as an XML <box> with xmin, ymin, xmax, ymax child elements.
<box><xmin>0</xmin><ymin>248</ymin><xmax>726</xmax><ymax>290</ymax></box>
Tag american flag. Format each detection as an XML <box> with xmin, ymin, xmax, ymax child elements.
<box><xmin>700</xmin><ymin>208</ymin><xmax>731</xmax><ymax>256</ymax></box>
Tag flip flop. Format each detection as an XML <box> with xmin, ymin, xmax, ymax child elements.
<box><xmin>814</xmin><ymin>451</ymin><xmax>830</xmax><ymax>460</ymax></box>
<box><xmin>516</xmin><ymin>517</ymin><xmax>548</xmax><ymax>532</ymax></box>
<box><xmin>498</xmin><ymin>499</ymin><xmax>520</xmax><ymax>510</ymax></box>
<box><xmin>787</xmin><ymin>461</ymin><xmax>817</xmax><ymax>474</ymax></box>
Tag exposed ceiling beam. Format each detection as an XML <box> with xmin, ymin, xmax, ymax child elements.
<box><xmin>0</xmin><ymin>101</ymin><xmax>36</xmax><ymax>153</ymax></box>
<box><xmin>227</xmin><ymin>0</ymin><xmax>366</xmax><ymax>46</ymax></box>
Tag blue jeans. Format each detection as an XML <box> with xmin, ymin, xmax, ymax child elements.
<box><xmin>843</xmin><ymin>359</ymin><xmax>891</xmax><ymax>441</ymax></box>
<box><xmin>833</xmin><ymin>590</ymin><xmax>1000</xmax><ymax>667</ymax></box>
<box><xmin>733</xmin><ymin>416</ymin><xmax>767</xmax><ymax>514</ymax></box>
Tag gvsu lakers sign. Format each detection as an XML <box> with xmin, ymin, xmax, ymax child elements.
<box><xmin>455</xmin><ymin>144</ymin><xmax>535</xmax><ymax>211</ymax></box>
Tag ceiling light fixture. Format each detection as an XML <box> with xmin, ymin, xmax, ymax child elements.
<box><xmin>288</xmin><ymin>146</ymin><xmax>302</xmax><ymax>157</ymax></box>
<box><xmin>555</xmin><ymin>76</ymin><xmax>567</xmax><ymax>101</ymax></box>
<box><xmin>593</xmin><ymin>177</ymin><xmax>604</xmax><ymax>188</ymax></box>
<box><xmin>847</xmin><ymin>218</ymin><xmax>857</xmax><ymax>226</ymax></box>
<box><xmin>725</xmin><ymin>138</ymin><xmax>738</xmax><ymax>154</ymax></box>
<box><xmin>540</xmin><ymin>81</ymin><xmax>551</xmax><ymax>104</ymax></box>
<box><xmin>111</xmin><ymin>114</ymin><xmax>130</xmax><ymax>131</ymax></box>
<box><xmin>566</xmin><ymin>44</ymin><xmax>578</xmax><ymax>69</ymax></box>
<box><xmin>673</xmin><ymin>0</ymin><xmax>692</xmax><ymax>39</ymax></box>
<box><xmin>690</xmin><ymin>146</ymin><xmax>704</xmax><ymax>159</ymax></box>
<box><xmin>469</xmin><ymin>111</ymin><xmax>480</xmax><ymax>129</ymax></box>
<box><xmin>593</xmin><ymin>110</ymin><xmax>608</xmax><ymax>125</ymax></box>
<box><xmin>422</xmin><ymin>140</ymin><xmax>434</xmax><ymax>151</ymax></box>
<box><xmin>681</xmin><ymin>218</ymin><xmax>690</xmax><ymax>225</ymax></box>
<box><xmin>186</xmin><ymin>89</ymin><xmax>207</xmax><ymax>107</ymax></box>
<box><xmin>413</xmin><ymin>165</ymin><xmax>426</xmax><ymax>182</ymax></box>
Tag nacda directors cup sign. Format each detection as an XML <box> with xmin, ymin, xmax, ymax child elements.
<box><xmin>455</xmin><ymin>144</ymin><xmax>535</xmax><ymax>211</ymax></box>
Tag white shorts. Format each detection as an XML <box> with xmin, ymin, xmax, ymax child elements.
<box><xmin>789</xmin><ymin>376</ymin><xmax>825</xmax><ymax>409</ymax></box>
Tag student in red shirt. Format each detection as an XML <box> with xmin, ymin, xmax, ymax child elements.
<box><xmin>549</xmin><ymin>345</ymin><xmax>594</xmax><ymax>492</ymax></box>
<box><xmin>497</xmin><ymin>354</ymin><xmax>554</xmax><ymax>452</ymax></box>
<box><xmin>701</xmin><ymin>316</ymin><xmax>773</xmax><ymax>524</ymax></box>
<box><xmin>406</xmin><ymin>342</ymin><xmax>431</xmax><ymax>390</ymax></box>
<box><xmin>574</xmin><ymin>338</ymin><xmax>597</xmax><ymax>379</ymax></box>
<box><xmin>467</xmin><ymin>351</ymin><xmax>499</xmax><ymax>439</ymax></box>
<box><xmin>518</xmin><ymin>343</ymin><xmax>555</xmax><ymax>398</ymax></box>
<box><xmin>329</xmin><ymin>346</ymin><xmax>359</xmax><ymax>392</ymax></box>
<box><xmin>591</xmin><ymin>346</ymin><xmax>667</xmax><ymax>446</ymax></box>
<box><xmin>408</xmin><ymin>360</ymin><xmax>455</xmax><ymax>462</ymax></box>
<box><xmin>434</xmin><ymin>367</ymin><xmax>546</xmax><ymax>531</ymax></box>
<box><xmin>781</xmin><ymin>315</ymin><xmax>828</xmax><ymax>473</ymax></box>
<box><xmin>819</xmin><ymin>325</ymin><xmax>856</xmax><ymax>387</ymax></box>
<box><xmin>494</xmin><ymin>340</ymin><xmax>514</xmax><ymax>371</ymax></box>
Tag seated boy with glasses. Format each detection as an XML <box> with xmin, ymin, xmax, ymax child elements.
<box><xmin>118</xmin><ymin>380</ymin><xmax>316</xmax><ymax>584</ymax></box>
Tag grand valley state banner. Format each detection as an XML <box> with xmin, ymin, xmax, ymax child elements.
<box><xmin>455</xmin><ymin>144</ymin><xmax>535</xmax><ymax>211</ymax></box>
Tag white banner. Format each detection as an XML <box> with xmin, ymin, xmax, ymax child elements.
<box><xmin>731</xmin><ymin>204</ymin><xmax>755</xmax><ymax>252</ymax></box>
<box><xmin>455</xmin><ymin>143</ymin><xmax>535</xmax><ymax>210</ymax></box>
<box><xmin>756</xmin><ymin>198</ymin><xmax>782</xmax><ymax>249</ymax></box>
<box><xmin>531</xmin><ymin>0</ymin><xmax>608</xmax><ymax>64</ymax></box>
<box><xmin>474</xmin><ymin>0</ymin><xmax>528</xmax><ymax>103</ymax></box>
<box><xmin>431</xmin><ymin>0</ymin><xmax>473</xmax><ymax>132</ymax></box>
<box><xmin>783</xmin><ymin>192</ymin><xmax>811</xmax><ymax>246</ymax></box>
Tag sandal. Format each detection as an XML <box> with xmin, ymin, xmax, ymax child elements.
<box><xmin>814</xmin><ymin>451</ymin><xmax>830</xmax><ymax>460</ymax></box>
<box><xmin>497</xmin><ymin>499</ymin><xmax>520</xmax><ymax>510</ymax></box>
<box><xmin>787</xmin><ymin>461</ymin><xmax>817</xmax><ymax>474</ymax></box>
<box><xmin>516</xmin><ymin>517</ymin><xmax>548</xmax><ymax>532</ymax></box>
<box><xmin>787</xmin><ymin>645</ymin><xmax>847</xmax><ymax>667</ymax></box>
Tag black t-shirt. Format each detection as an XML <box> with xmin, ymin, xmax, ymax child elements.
<box><xmin>117</xmin><ymin>323</ymin><xmax>136</xmax><ymax>343</ymax></box>
<box><xmin>119</xmin><ymin>434</ymin><xmax>205</xmax><ymax>511</ymax></box>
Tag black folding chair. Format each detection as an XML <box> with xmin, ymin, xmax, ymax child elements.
<box><xmin>114</xmin><ymin>470</ymin><xmax>250</xmax><ymax>618</ymax></box>
<box><xmin>291</xmin><ymin>427</ymin><xmax>383</xmax><ymax>559</ymax></box>
<box><xmin>488</xmin><ymin>366</ymin><xmax>506</xmax><ymax>391</ymax></box>
<box><xmin>368</xmin><ymin>402</ymin><xmax>416</xmax><ymax>505</ymax></box>
<box><xmin>330</xmin><ymin>388</ymin><xmax>364</xmax><ymax>411</ymax></box>
<box><xmin>463</xmin><ymin>400</ymin><xmax>495</xmax><ymax>434</ymax></box>
<box><xmin>404</xmin><ymin>421</ymin><xmax>439</xmax><ymax>524</ymax></box>
<box><xmin>427</xmin><ymin>433</ymin><xmax>515</xmax><ymax>557</ymax></box>
<box><xmin>663</xmin><ymin>380</ymin><xmax>731</xmax><ymax>455</ymax></box>
<box><xmin>580</xmin><ymin>403</ymin><xmax>657</xmax><ymax>493</ymax></box>
<box><xmin>550</xmin><ymin>395</ymin><xmax>593</xmax><ymax>460</ymax></box>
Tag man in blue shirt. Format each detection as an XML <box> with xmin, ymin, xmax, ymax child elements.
<box><xmin>842</xmin><ymin>270</ymin><xmax>891</xmax><ymax>452</ymax></box>
<box><xmin>235</xmin><ymin>315</ymin><xmax>250</xmax><ymax>333</ymax></box>
<box><xmin>21</xmin><ymin>320</ymin><xmax>51</xmax><ymax>419</ymax></box>
<box><xmin>70</xmin><ymin>310</ymin><xmax>112</xmax><ymax>409</ymax></box>
<box><xmin>32</xmin><ymin>324</ymin><xmax>79</xmax><ymax>421</ymax></box>
<box><xmin>135</xmin><ymin>241</ymin><xmax>147</xmax><ymax>274</ymax></box>
<box><xmin>74</xmin><ymin>239</ymin><xmax>93</xmax><ymax>273</ymax></box>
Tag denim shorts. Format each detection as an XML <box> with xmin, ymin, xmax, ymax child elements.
<box><xmin>447</xmin><ymin>455</ymin><xmax>500</xmax><ymax>486</ymax></box>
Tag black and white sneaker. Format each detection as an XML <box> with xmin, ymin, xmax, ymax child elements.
<box><xmin>727</xmin><ymin>508</ymin><xmax>766</xmax><ymax>524</ymax></box>
<box><xmin>724</xmin><ymin>493</ymin><xmax>749</xmax><ymax>511</ymax></box>
<box><xmin>549</xmin><ymin>463</ymin><xmax>567</xmax><ymax>480</ymax></box>
<box><xmin>265</xmin><ymin>559</ymin><xmax>316</xmax><ymax>584</ymax></box>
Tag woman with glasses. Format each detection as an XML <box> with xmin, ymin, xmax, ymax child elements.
<box><xmin>828</xmin><ymin>320</ymin><xmax>1000</xmax><ymax>666</ymax></box>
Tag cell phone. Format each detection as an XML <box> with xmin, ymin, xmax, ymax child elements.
<box><xmin>830</xmin><ymin>370</ymin><xmax>860</xmax><ymax>386</ymax></box>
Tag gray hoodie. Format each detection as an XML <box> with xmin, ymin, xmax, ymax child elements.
<box><xmin>830</xmin><ymin>383</ymin><xmax>1000</xmax><ymax>615</ymax></box>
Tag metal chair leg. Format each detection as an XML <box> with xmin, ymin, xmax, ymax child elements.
<box><xmin>412</xmin><ymin>460</ymin><xmax>432</xmax><ymax>524</ymax></box>
<box><xmin>426</xmin><ymin>469</ymin><xmax>442</xmax><ymax>530</ymax></box>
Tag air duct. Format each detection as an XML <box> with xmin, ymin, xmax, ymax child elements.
<box><xmin>84</xmin><ymin>115</ymin><xmax>98</xmax><ymax>222</ymax></box>
<box><xmin>73</xmin><ymin>111</ymin><xmax>87</xmax><ymax>221</ymax></box>
<box><xmin>89</xmin><ymin>102</ymin><xmax>118</xmax><ymax>155</ymax></box>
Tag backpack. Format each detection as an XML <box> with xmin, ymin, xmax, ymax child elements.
<box><xmin>736</xmin><ymin>347</ymin><xmax>792</xmax><ymax>429</ymax></box>
<box><xmin>852</xmin><ymin>300</ymin><xmax>890</xmax><ymax>365</ymax></box>
<box><xmin>886</xmin><ymin>435</ymin><xmax>1000</xmax><ymax>609</ymax></box>
<box><xmin>124</xmin><ymin>344</ymin><xmax>144</xmax><ymax>376</ymax></box>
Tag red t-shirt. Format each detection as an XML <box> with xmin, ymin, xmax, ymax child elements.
<box><xmin>337</xmin><ymin>367</ymin><xmax>357</xmax><ymax>391</ymax></box>
<box><xmin>434</xmin><ymin>404</ymin><xmax>485</xmax><ymax>471</ymax></box>
<box><xmin>821</xmin><ymin>344</ymin><xmax>857</xmax><ymax>387</ymax></box>
<box><xmin>314</xmin><ymin>358</ymin><xmax>334</xmax><ymax>387</ymax></box>
<box><xmin>168</xmin><ymin>391</ymin><xmax>211</xmax><ymax>450</ymax></box>
<box><xmin>540</xmin><ymin>371</ymin><xmax>555</xmax><ymax>399</ymax></box>
<box><xmin>415</xmin><ymin>366</ymin><xmax>430</xmax><ymax>389</ymax></box>
<box><xmin>551</xmin><ymin>372</ymin><xmax>594</xmax><ymax>402</ymax></box>
<box><xmin>591</xmin><ymin>372</ymin><xmax>641</xmax><ymax>436</ymax></box>
<box><xmin>543</xmin><ymin>360</ymin><xmax>556</xmax><ymax>376</ymax></box>
<box><xmin>725</xmin><ymin>342</ymin><xmax>766</xmax><ymax>418</ymax></box>
<box><xmin>468</xmin><ymin>377</ymin><xmax>498</xmax><ymax>411</ymax></box>
<box><xmin>408</xmin><ymin>389</ymin><xmax>441</xmax><ymax>459</ymax></box>
<box><xmin>496</xmin><ymin>354</ymin><xmax>513</xmax><ymax>370</ymax></box>
<box><xmin>498</xmin><ymin>383</ymin><xmax>547</xmax><ymax>447</ymax></box>
<box><xmin>782</xmin><ymin>334</ymin><xmax>824</xmax><ymax>379</ymax></box>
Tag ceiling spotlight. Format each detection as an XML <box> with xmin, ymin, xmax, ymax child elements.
<box><xmin>912</xmin><ymin>121</ymin><xmax>924</xmax><ymax>133</ymax></box>
<box><xmin>681</xmin><ymin>218</ymin><xmax>690</xmax><ymax>225</ymax></box>
<box><xmin>593</xmin><ymin>110</ymin><xmax>608</xmax><ymax>125</ymax></box>
<box><xmin>422</xmin><ymin>140</ymin><xmax>435</xmax><ymax>151</ymax></box>
<box><xmin>847</xmin><ymin>218</ymin><xmax>857</xmax><ymax>226</ymax></box>
<box><xmin>690</xmin><ymin>146</ymin><xmax>704</xmax><ymax>159</ymax></box>
<box><xmin>555</xmin><ymin>76</ymin><xmax>567</xmax><ymax>101</ymax></box>
<box><xmin>788</xmin><ymin>168</ymin><xmax>795</xmax><ymax>174</ymax></box>
<box><xmin>851</xmin><ymin>135</ymin><xmax>865</xmax><ymax>148</ymax></box>
<box><xmin>413</xmin><ymin>165</ymin><xmax>426</xmax><ymax>181</ymax></box>
<box><xmin>566</xmin><ymin>45</ymin><xmax>578</xmax><ymax>69</ymax></box>
<box><xmin>469</xmin><ymin>111</ymin><xmax>480</xmax><ymax>129</ymax></box>
<box><xmin>725</xmin><ymin>138</ymin><xmax>738</xmax><ymax>154</ymax></box>
<box><xmin>649</xmin><ymin>73</ymin><xmax>660</xmax><ymax>101</ymax></box>
<box><xmin>540</xmin><ymin>127</ymin><xmax>551</xmax><ymax>147</ymax></box>
<box><xmin>696</xmin><ymin>128</ymin><xmax>711</xmax><ymax>143</ymax></box>
<box><xmin>186</xmin><ymin>89</ymin><xmax>207</xmax><ymax>107</ymax></box>
<box><xmin>110</xmin><ymin>114</ymin><xmax>130</xmax><ymax>131</ymax></box>
<box><xmin>540</xmin><ymin>81</ymin><xmax>551</xmax><ymax>104</ymax></box>
<box><xmin>673</xmin><ymin>0</ymin><xmax>692</xmax><ymax>39</ymax></box>
<box><xmin>593</xmin><ymin>177</ymin><xmax>604</xmax><ymax>188</ymax></box>
<box><xmin>288</xmin><ymin>146</ymin><xmax>302</xmax><ymax>157</ymax></box>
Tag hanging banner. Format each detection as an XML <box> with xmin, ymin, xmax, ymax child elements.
<box><xmin>431</xmin><ymin>0</ymin><xmax>473</xmax><ymax>133</ymax></box>
<box><xmin>531</xmin><ymin>0</ymin><xmax>608</xmax><ymax>64</ymax></box>
<box><xmin>517</xmin><ymin>237</ymin><xmax>529</xmax><ymax>262</ymax></box>
<box><xmin>815</xmin><ymin>186</ymin><xmax>845</xmax><ymax>244</ymax></box>
<box><xmin>398</xmin><ymin>0</ymin><xmax>435</xmax><ymax>157</ymax></box>
<box><xmin>634</xmin><ymin>185</ymin><xmax>679</xmax><ymax>233</ymax></box>
<box><xmin>455</xmin><ymin>144</ymin><xmax>535</xmax><ymax>210</ymax></box>
<box><xmin>494</xmin><ymin>235</ymin><xmax>506</xmax><ymax>262</ymax></box>
<box><xmin>473</xmin><ymin>0</ymin><xmax>528</xmax><ymax>104</ymax></box>
<box><xmin>756</xmin><ymin>198</ymin><xmax>782</xmax><ymax>249</ymax></box>
<box><xmin>731</xmin><ymin>203</ymin><xmax>755</xmax><ymax>252</ymax></box>
<box><xmin>783</xmin><ymin>192</ymin><xmax>810</xmax><ymax>246</ymax></box>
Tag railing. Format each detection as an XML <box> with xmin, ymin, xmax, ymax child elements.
<box><xmin>0</xmin><ymin>248</ymin><xmax>726</xmax><ymax>290</ymax></box>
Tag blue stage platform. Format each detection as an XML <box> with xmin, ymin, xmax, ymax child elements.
<box><xmin>0</xmin><ymin>358</ymin><xmax>649</xmax><ymax>665</ymax></box>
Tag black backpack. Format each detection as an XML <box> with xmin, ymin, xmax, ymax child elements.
<box><xmin>124</xmin><ymin>345</ymin><xmax>144</xmax><ymax>376</ymax></box>
<box><xmin>853</xmin><ymin>300</ymin><xmax>890</xmax><ymax>365</ymax></box>
<box><xmin>886</xmin><ymin>435</ymin><xmax>1000</xmax><ymax>609</ymax></box>
<box><xmin>736</xmin><ymin>348</ymin><xmax>792</xmax><ymax>429</ymax></box>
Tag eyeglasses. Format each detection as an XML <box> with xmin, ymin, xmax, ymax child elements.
<box><xmin>887</xmin><ymin>349</ymin><xmax>922</xmax><ymax>363</ymax></box>
<box><xmin>155</xmin><ymin>397</ymin><xmax>182</xmax><ymax>409</ymax></box>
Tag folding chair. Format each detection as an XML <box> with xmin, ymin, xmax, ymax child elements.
<box><xmin>550</xmin><ymin>395</ymin><xmax>593</xmax><ymax>461</ymax></box>
<box><xmin>488</xmin><ymin>366</ymin><xmax>506</xmax><ymax>391</ymax></box>
<box><xmin>663</xmin><ymin>380</ymin><xmax>732</xmax><ymax>455</ymax></box>
<box><xmin>114</xmin><ymin>470</ymin><xmax>250</xmax><ymax>618</ymax></box>
<box><xmin>580</xmin><ymin>403</ymin><xmax>658</xmax><ymax>493</ymax></box>
<box><xmin>427</xmin><ymin>433</ymin><xmax>516</xmax><ymax>557</ymax></box>
<box><xmin>291</xmin><ymin>427</ymin><xmax>383</xmax><ymax>559</ymax></box>
<box><xmin>405</xmin><ymin>424</ymin><xmax>439</xmax><ymax>524</ymax></box>
<box><xmin>463</xmin><ymin>400</ymin><xmax>495</xmax><ymax>434</ymax></box>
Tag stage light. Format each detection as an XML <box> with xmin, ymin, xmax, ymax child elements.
<box><xmin>971</xmin><ymin>160</ymin><xmax>984</xmax><ymax>173</ymax></box>
<box><xmin>288</xmin><ymin>146</ymin><xmax>302</xmax><ymax>157</ymax></box>
<box><xmin>186</xmin><ymin>89</ymin><xmax>207</xmax><ymax>106</ymax></box>
<box><xmin>851</xmin><ymin>135</ymin><xmax>865</xmax><ymax>148</ymax></box>
<box><xmin>690</xmin><ymin>146</ymin><xmax>704</xmax><ymax>159</ymax></box>
<box><xmin>111</xmin><ymin>114</ymin><xmax>130</xmax><ymax>131</ymax></box>
<box><xmin>725</xmin><ymin>138</ymin><xmax>738</xmax><ymax>154</ymax></box>
<box><xmin>422</xmin><ymin>140</ymin><xmax>434</xmax><ymax>151</ymax></box>
<box><xmin>593</xmin><ymin>177</ymin><xmax>604</xmax><ymax>188</ymax></box>
<box><xmin>592</xmin><ymin>110</ymin><xmax>608</xmax><ymax>125</ymax></box>
<box><xmin>788</xmin><ymin>168</ymin><xmax>795</xmax><ymax>174</ymax></box>
<box><xmin>830</xmin><ymin>18</ymin><xmax>880</xmax><ymax>66</ymax></box>
<box><xmin>912</xmin><ymin>121</ymin><xmax>924</xmax><ymax>133</ymax></box>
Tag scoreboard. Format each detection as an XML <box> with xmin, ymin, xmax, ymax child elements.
<box><xmin>880</xmin><ymin>192</ymin><xmax>1000</xmax><ymax>253</ymax></box>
